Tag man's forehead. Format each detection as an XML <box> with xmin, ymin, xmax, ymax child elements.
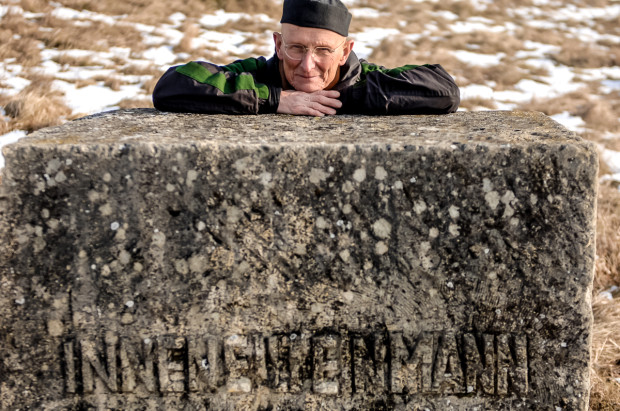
<box><xmin>281</xmin><ymin>23</ymin><xmax>345</xmax><ymax>44</ymax></box>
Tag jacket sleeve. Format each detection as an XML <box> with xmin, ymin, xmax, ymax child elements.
<box><xmin>152</xmin><ymin>58</ymin><xmax>281</xmax><ymax>114</ymax></box>
<box><xmin>339</xmin><ymin>63</ymin><xmax>460</xmax><ymax>115</ymax></box>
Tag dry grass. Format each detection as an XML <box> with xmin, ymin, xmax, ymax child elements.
<box><xmin>591</xmin><ymin>182</ymin><xmax>620</xmax><ymax>409</ymax></box>
<box><xmin>551</xmin><ymin>44</ymin><xmax>619</xmax><ymax>69</ymax></box>
<box><xmin>1</xmin><ymin>76</ymin><xmax>73</xmax><ymax>132</ymax></box>
<box><xmin>518</xmin><ymin>90</ymin><xmax>620</xmax><ymax>134</ymax></box>
<box><xmin>51</xmin><ymin>54</ymin><xmax>98</xmax><ymax>67</ymax></box>
<box><xmin>215</xmin><ymin>0</ymin><xmax>281</xmax><ymax>18</ymax></box>
<box><xmin>459</xmin><ymin>96</ymin><xmax>497</xmax><ymax>111</ymax></box>
<box><xmin>117</xmin><ymin>97</ymin><xmax>154</xmax><ymax>109</ymax></box>
<box><xmin>591</xmin><ymin>293</ymin><xmax>620</xmax><ymax>410</ymax></box>
<box><xmin>595</xmin><ymin>183</ymin><xmax>620</xmax><ymax>291</ymax></box>
<box><xmin>174</xmin><ymin>20</ymin><xmax>201</xmax><ymax>54</ymax></box>
<box><xmin>0</xmin><ymin>11</ymin><xmax>42</xmax><ymax>67</ymax></box>
<box><xmin>39</xmin><ymin>19</ymin><xmax>146</xmax><ymax>53</ymax></box>
<box><xmin>519</xmin><ymin>90</ymin><xmax>592</xmax><ymax>116</ymax></box>
<box><xmin>218</xmin><ymin>16</ymin><xmax>278</xmax><ymax>34</ymax></box>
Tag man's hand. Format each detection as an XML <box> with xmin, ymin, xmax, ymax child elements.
<box><xmin>277</xmin><ymin>90</ymin><xmax>342</xmax><ymax>116</ymax></box>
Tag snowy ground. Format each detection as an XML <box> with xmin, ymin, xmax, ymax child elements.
<box><xmin>1</xmin><ymin>0</ymin><xmax>620</xmax><ymax>171</ymax></box>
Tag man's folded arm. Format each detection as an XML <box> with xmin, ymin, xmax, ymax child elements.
<box><xmin>340</xmin><ymin>63</ymin><xmax>460</xmax><ymax>114</ymax></box>
<box><xmin>152</xmin><ymin>60</ymin><xmax>280</xmax><ymax>114</ymax></box>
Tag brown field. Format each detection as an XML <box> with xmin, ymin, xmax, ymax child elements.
<box><xmin>1</xmin><ymin>0</ymin><xmax>619</xmax><ymax>407</ymax></box>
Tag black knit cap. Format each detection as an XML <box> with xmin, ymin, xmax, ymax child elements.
<box><xmin>280</xmin><ymin>0</ymin><xmax>352</xmax><ymax>37</ymax></box>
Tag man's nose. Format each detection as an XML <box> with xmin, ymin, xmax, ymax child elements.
<box><xmin>299</xmin><ymin>50</ymin><xmax>316</xmax><ymax>72</ymax></box>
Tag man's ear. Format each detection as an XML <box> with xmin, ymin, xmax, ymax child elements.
<box><xmin>273</xmin><ymin>32</ymin><xmax>284</xmax><ymax>60</ymax></box>
<box><xmin>340</xmin><ymin>40</ymin><xmax>354</xmax><ymax>65</ymax></box>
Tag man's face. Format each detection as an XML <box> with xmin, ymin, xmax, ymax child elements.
<box><xmin>274</xmin><ymin>23</ymin><xmax>353</xmax><ymax>92</ymax></box>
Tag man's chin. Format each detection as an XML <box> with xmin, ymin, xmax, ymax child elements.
<box><xmin>292</xmin><ymin>78</ymin><xmax>325</xmax><ymax>93</ymax></box>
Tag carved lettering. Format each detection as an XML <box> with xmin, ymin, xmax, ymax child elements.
<box><xmin>496</xmin><ymin>334</ymin><xmax>528</xmax><ymax>395</ymax></box>
<box><xmin>463</xmin><ymin>333</ymin><xmax>495</xmax><ymax>395</ymax></box>
<box><xmin>188</xmin><ymin>335</ymin><xmax>223</xmax><ymax>392</ymax></box>
<box><xmin>80</xmin><ymin>335</ymin><xmax>118</xmax><ymax>393</ymax></box>
<box><xmin>62</xmin><ymin>329</ymin><xmax>531</xmax><ymax>397</ymax></box>
<box><xmin>312</xmin><ymin>334</ymin><xmax>341</xmax><ymax>395</ymax></box>
<box><xmin>352</xmin><ymin>332</ymin><xmax>387</xmax><ymax>394</ymax></box>
<box><xmin>267</xmin><ymin>333</ymin><xmax>304</xmax><ymax>392</ymax></box>
<box><xmin>119</xmin><ymin>337</ymin><xmax>156</xmax><ymax>393</ymax></box>
<box><xmin>157</xmin><ymin>336</ymin><xmax>186</xmax><ymax>393</ymax></box>
<box><xmin>432</xmin><ymin>332</ymin><xmax>465</xmax><ymax>394</ymax></box>
<box><xmin>63</xmin><ymin>341</ymin><xmax>76</xmax><ymax>394</ymax></box>
<box><xmin>390</xmin><ymin>331</ymin><xmax>434</xmax><ymax>394</ymax></box>
<box><xmin>224</xmin><ymin>334</ymin><xmax>253</xmax><ymax>393</ymax></box>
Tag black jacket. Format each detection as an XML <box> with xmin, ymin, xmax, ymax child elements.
<box><xmin>152</xmin><ymin>52</ymin><xmax>460</xmax><ymax>115</ymax></box>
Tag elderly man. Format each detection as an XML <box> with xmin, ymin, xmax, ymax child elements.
<box><xmin>153</xmin><ymin>0</ymin><xmax>460</xmax><ymax>116</ymax></box>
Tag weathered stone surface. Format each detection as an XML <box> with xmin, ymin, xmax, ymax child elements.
<box><xmin>0</xmin><ymin>109</ymin><xmax>597</xmax><ymax>410</ymax></box>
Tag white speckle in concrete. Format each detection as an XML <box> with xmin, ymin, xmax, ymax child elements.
<box><xmin>125</xmin><ymin>300</ymin><xmax>134</xmax><ymax>308</ymax></box>
<box><xmin>447</xmin><ymin>281</ymin><xmax>454</xmax><ymax>289</ymax></box>
<box><xmin>152</xmin><ymin>231</ymin><xmax>166</xmax><ymax>247</ymax></box>
<box><xmin>186</xmin><ymin>170</ymin><xmax>198</xmax><ymax>186</ymax></box>
<box><xmin>448</xmin><ymin>205</ymin><xmax>460</xmax><ymax>219</ymax></box>
<box><xmin>118</xmin><ymin>250</ymin><xmax>131</xmax><ymax>265</ymax></box>
<box><xmin>55</xmin><ymin>171</ymin><xmax>67</xmax><ymax>183</ymax></box>
<box><xmin>375</xmin><ymin>241</ymin><xmax>388</xmax><ymax>255</ymax></box>
<box><xmin>87</xmin><ymin>190</ymin><xmax>100</xmax><ymax>202</ymax></box>
<box><xmin>226</xmin><ymin>206</ymin><xmax>243</xmax><ymax>224</ymax></box>
<box><xmin>483</xmin><ymin>178</ymin><xmax>493</xmax><ymax>192</ymax></box>
<box><xmin>342</xmin><ymin>181</ymin><xmax>354</xmax><ymax>193</ymax></box>
<box><xmin>410</xmin><ymin>177</ymin><xmax>417</xmax><ymax>183</ymax></box>
<box><xmin>501</xmin><ymin>190</ymin><xmax>515</xmax><ymax>204</ymax></box>
<box><xmin>485</xmin><ymin>191</ymin><xmax>500</xmax><ymax>210</ymax></box>
<box><xmin>372</xmin><ymin>218</ymin><xmax>392</xmax><ymax>239</ymax></box>
<box><xmin>46</xmin><ymin>158</ymin><xmax>62</xmax><ymax>174</ymax></box>
<box><xmin>196</xmin><ymin>221</ymin><xmax>206</xmax><ymax>231</ymax></box>
<box><xmin>110</xmin><ymin>221</ymin><xmax>120</xmax><ymax>231</ymax></box>
<box><xmin>393</xmin><ymin>180</ymin><xmax>403</xmax><ymax>190</ymax></box>
<box><xmin>15</xmin><ymin>297</ymin><xmax>25</xmax><ymax>305</ymax></box>
<box><xmin>449</xmin><ymin>224</ymin><xmax>460</xmax><ymax>236</ymax></box>
<box><xmin>175</xmin><ymin>259</ymin><xmax>189</xmax><ymax>275</ymax></box>
<box><xmin>99</xmin><ymin>203</ymin><xmax>113</xmax><ymax>216</ymax></box>
<box><xmin>414</xmin><ymin>200</ymin><xmax>427</xmax><ymax>215</ymax></box>
<box><xmin>353</xmin><ymin>167</ymin><xmax>366</xmax><ymax>182</ymax></box>
<box><xmin>309</xmin><ymin>168</ymin><xmax>329</xmax><ymax>184</ymax></box>
<box><xmin>375</xmin><ymin>166</ymin><xmax>387</xmax><ymax>180</ymax></box>
<box><xmin>429</xmin><ymin>227</ymin><xmax>439</xmax><ymax>238</ymax></box>
<box><xmin>260</xmin><ymin>172</ymin><xmax>272</xmax><ymax>185</ymax></box>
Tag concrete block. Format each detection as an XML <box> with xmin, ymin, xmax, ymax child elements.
<box><xmin>0</xmin><ymin>109</ymin><xmax>597</xmax><ymax>409</ymax></box>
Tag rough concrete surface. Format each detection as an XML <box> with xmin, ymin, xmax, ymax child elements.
<box><xmin>0</xmin><ymin>109</ymin><xmax>597</xmax><ymax>410</ymax></box>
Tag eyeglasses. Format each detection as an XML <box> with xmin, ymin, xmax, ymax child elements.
<box><xmin>278</xmin><ymin>35</ymin><xmax>347</xmax><ymax>62</ymax></box>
